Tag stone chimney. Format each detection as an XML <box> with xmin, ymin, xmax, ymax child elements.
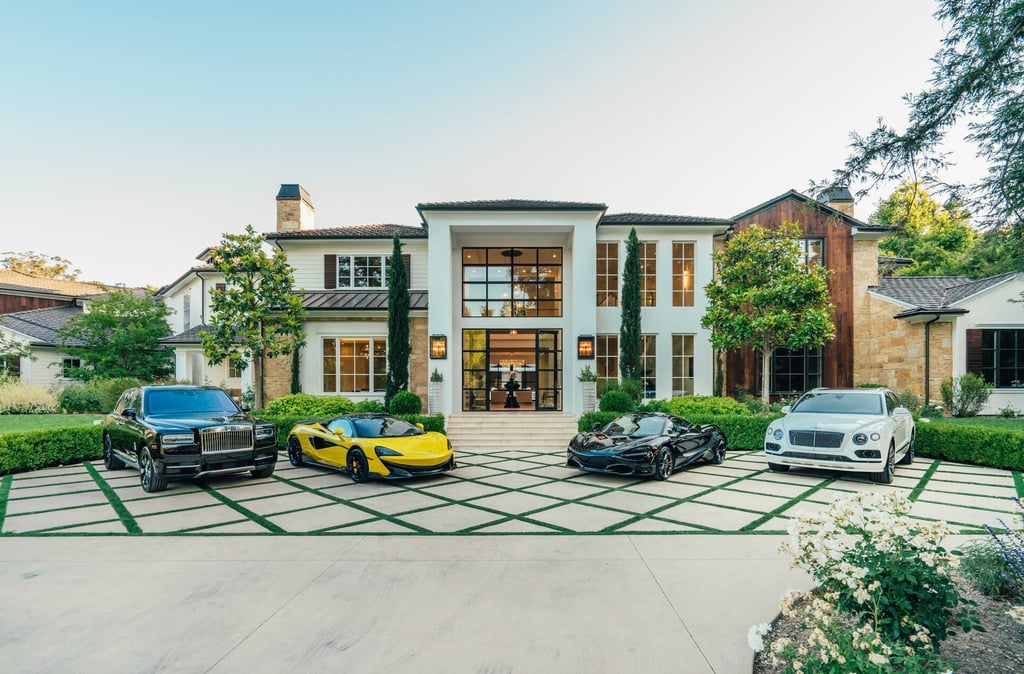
<box><xmin>822</xmin><ymin>186</ymin><xmax>855</xmax><ymax>217</ymax></box>
<box><xmin>276</xmin><ymin>184</ymin><xmax>315</xmax><ymax>232</ymax></box>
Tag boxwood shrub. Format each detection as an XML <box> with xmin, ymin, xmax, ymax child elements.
<box><xmin>0</xmin><ymin>425</ymin><xmax>103</xmax><ymax>475</ymax></box>
<box><xmin>664</xmin><ymin>396</ymin><xmax>753</xmax><ymax>418</ymax></box>
<box><xmin>264</xmin><ymin>394</ymin><xmax>355</xmax><ymax>417</ymax></box>
<box><xmin>915</xmin><ymin>421</ymin><xmax>1024</xmax><ymax>470</ymax></box>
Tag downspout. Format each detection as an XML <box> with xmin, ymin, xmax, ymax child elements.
<box><xmin>923</xmin><ymin>314</ymin><xmax>940</xmax><ymax>404</ymax></box>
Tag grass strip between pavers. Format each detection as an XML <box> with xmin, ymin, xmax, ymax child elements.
<box><xmin>198</xmin><ymin>483</ymin><xmax>286</xmax><ymax>534</ymax></box>
<box><xmin>909</xmin><ymin>460</ymin><xmax>941</xmax><ymax>502</ymax></box>
<box><xmin>0</xmin><ymin>474</ymin><xmax>11</xmax><ymax>531</ymax></box>
<box><xmin>1015</xmin><ymin>470</ymin><xmax>1024</xmax><ymax>498</ymax></box>
<box><xmin>85</xmin><ymin>461</ymin><xmax>141</xmax><ymax>534</ymax></box>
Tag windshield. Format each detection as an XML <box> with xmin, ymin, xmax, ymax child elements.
<box><xmin>791</xmin><ymin>391</ymin><xmax>882</xmax><ymax>416</ymax></box>
<box><xmin>352</xmin><ymin>416</ymin><xmax>423</xmax><ymax>438</ymax></box>
<box><xmin>602</xmin><ymin>415</ymin><xmax>667</xmax><ymax>437</ymax></box>
<box><xmin>145</xmin><ymin>389</ymin><xmax>240</xmax><ymax>416</ymax></box>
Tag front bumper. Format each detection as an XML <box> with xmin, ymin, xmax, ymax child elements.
<box><xmin>567</xmin><ymin>450</ymin><xmax>656</xmax><ymax>477</ymax></box>
<box><xmin>764</xmin><ymin>444</ymin><xmax>883</xmax><ymax>473</ymax></box>
<box><xmin>157</xmin><ymin>445</ymin><xmax>277</xmax><ymax>481</ymax></box>
<box><xmin>378</xmin><ymin>457</ymin><xmax>456</xmax><ymax>479</ymax></box>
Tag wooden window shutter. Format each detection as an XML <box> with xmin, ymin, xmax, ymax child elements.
<box><xmin>324</xmin><ymin>254</ymin><xmax>337</xmax><ymax>289</ymax></box>
<box><xmin>402</xmin><ymin>254</ymin><xmax>411</xmax><ymax>289</ymax></box>
<box><xmin>965</xmin><ymin>329</ymin><xmax>983</xmax><ymax>376</ymax></box>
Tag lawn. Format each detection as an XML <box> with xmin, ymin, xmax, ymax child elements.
<box><xmin>0</xmin><ymin>414</ymin><xmax>104</xmax><ymax>433</ymax></box>
<box><xmin>923</xmin><ymin>416</ymin><xmax>1024</xmax><ymax>432</ymax></box>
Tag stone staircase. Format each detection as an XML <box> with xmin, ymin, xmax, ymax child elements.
<box><xmin>444</xmin><ymin>412</ymin><xmax>580</xmax><ymax>453</ymax></box>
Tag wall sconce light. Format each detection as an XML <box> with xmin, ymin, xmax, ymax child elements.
<box><xmin>429</xmin><ymin>335</ymin><xmax>447</xmax><ymax>359</ymax></box>
<box><xmin>577</xmin><ymin>335</ymin><xmax>595</xmax><ymax>359</ymax></box>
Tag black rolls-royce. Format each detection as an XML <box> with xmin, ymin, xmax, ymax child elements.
<box><xmin>102</xmin><ymin>385</ymin><xmax>278</xmax><ymax>492</ymax></box>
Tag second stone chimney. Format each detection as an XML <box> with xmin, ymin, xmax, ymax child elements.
<box><xmin>276</xmin><ymin>184</ymin><xmax>315</xmax><ymax>232</ymax></box>
<box><xmin>822</xmin><ymin>186</ymin><xmax>855</xmax><ymax>217</ymax></box>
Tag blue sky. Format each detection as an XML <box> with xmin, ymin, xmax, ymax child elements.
<box><xmin>0</xmin><ymin>0</ymin><xmax>980</xmax><ymax>288</ymax></box>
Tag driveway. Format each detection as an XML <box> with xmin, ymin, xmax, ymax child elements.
<box><xmin>1</xmin><ymin>448</ymin><xmax>1019</xmax><ymax>536</ymax></box>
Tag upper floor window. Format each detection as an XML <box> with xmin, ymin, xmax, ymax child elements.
<box><xmin>183</xmin><ymin>293</ymin><xmax>191</xmax><ymax>331</ymax></box>
<box><xmin>596</xmin><ymin>242</ymin><xmax>618</xmax><ymax>307</ymax></box>
<box><xmin>798</xmin><ymin>239</ymin><xmax>824</xmax><ymax>269</ymax></box>
<box><xmin>641</xmin><ymin>242</ymin><xmax>657</xmax><ymax>307</ymax></box>
<box><xmin>462</xmin><ymin>247</ymin><xmax>562</xmax><ymax>317</ymax></box>
<box><xmin>672</xmin><ymin>242</ymin><xmax>695</xmax><ymax>307</ymax></box>
<box><xmin>338</xmin><ymin>255</ymin><xmax>387</xmax><ymax>288</ymax></box>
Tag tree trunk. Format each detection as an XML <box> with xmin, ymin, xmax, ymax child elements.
<box><xmin>761</xmin><ymin>341</ymin><xmax>772</xmax><ymax>414</ymax></box>
<box><xmin>253</xmin><ymin>352</ymin><xmax>264</xmax><ymax>411</ymax></box>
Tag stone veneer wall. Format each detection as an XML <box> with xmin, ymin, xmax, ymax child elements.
<box><xmin>855</xmin><ymin>293</ymin><xmax>953</xmax><ymax>402</ymax></box>
<box><xmin>262</xmin><ymin>353</ymin><xmax>293</xmax><ymax>402</ymax></box>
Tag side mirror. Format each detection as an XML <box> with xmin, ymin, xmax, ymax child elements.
<box><xmin>240</xmin><ymin>404</ymin><xmax>251</xmax><ymax>412</ymax></box>
<box><xmin>122</xmin><ymin>408</ymin><xmax>137</xmax><ymax>419</ymax></box>
<box><xmin>416</xmin><ymin>423</ymin><xmax>425</xmax><ymax>431</ymax></box>
<box><xmin>781</xmin><ymin>405</ymin><xmax>792</xmax><ymax>414</ymax></box>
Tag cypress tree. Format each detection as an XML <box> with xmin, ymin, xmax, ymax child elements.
<box><xmin>619</xmin><ymin>227</ymin><xmax>642</xmax><ymax>382</ymax></box>
<box><xmin>385</xmin><ymin>233</ymin><xmax>410</xmax><ymax>409</ymax></box>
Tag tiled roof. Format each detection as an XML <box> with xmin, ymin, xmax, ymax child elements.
<box><xmin>0</xmin><ymin>270</ymin><xmax>110</xmax><ymax>297</ymax></box>
<box><xmin>266</xmin><ymin>224</ymin><xmax>427</xmax><ymax>240</ymax></box>
<box><xmin>417</xmin><ymin>199</ymin><xmax>606</xmax><ymax>211</ymax></box>
<box><xmin>600</xmin><ymin>212</ymin><xmax>734</xmax><ymax>226</ymax></box>
<box><xmin>161</xmin><ymin>324</ymin><xmax>213</xmax><ymax>344</ymax></box>
<box><xmin>870</xmin><ymin>272</ymin><xmax>1019</xmax><ymax>313</ymax></box>
<box><xmin>0</xmin><ymin>305</ymin><xmax>83</xmax><ymax>345</ymax></box>
<box><xmin>301</xmin><ymin>290</ymin><xmax>428</xmax><ymax>311</ymax></box>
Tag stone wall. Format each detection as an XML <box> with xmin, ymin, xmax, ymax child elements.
<box><xmin>854</xmin><ymin>292</ymin><xmax>953</xmax><ymax>403</ymax></box>
<box><xmin>262</xmin><ymin>352</ymin><xmax>293</xmax><ymax>402</ymax></box>
<box><xmin>409</xmin><ymin>316</ymin><xmax>428</xmax><ymax>403</ymax></box>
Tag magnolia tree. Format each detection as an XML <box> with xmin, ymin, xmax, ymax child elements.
<box><xmin>701</xmin><ymin>223</ymin><xmax>835</xmax><ymax>412</ymax></box>
<box><xmin>201</xmin><ymin>225</ymin><xmax>305</xmax><ymax>410</ymax></box>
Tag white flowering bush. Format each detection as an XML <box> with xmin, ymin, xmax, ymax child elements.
<box><xmin>754</xmin><ymin>491</ymin><xmax>982</xmax><ymax>673</ymax></box>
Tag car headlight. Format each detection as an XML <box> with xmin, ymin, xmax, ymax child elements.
<box><xmin>375</xmin><ymin>446</ymin><xmax>401</xmax><ymax>457</ymax></box>
<box><xmin>853</xmin><ymin>433</ymin><xmax>868</xmax><ymax>445</ymax></box>
<box><xmin>255</xmin><ymin>425</ymin><xmax>277</xmax><ymax>440</ymax></box>
<box><xmin>160</xmin><ymin>433</ymin><xmax>194</xmax><ymax>447</ymax></box>
<box><xmin>772</xmin><ymin>428</ymin><xmax>783</xmax><ymax>441</ymax></box>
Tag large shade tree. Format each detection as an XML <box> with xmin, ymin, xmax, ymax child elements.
<box><xmin>56</xmin><ymin>289</ymin><xmax>174</xmax><ymax>381</ymax></box>
<box><xmin>819</xmin><ymin>0</ymin><xmax>1024</xmax><ymax>233</ymax></box>
<box><xmin>619</xmin><ymin>228</ymin><xmax>642</xmax><ymax>383</ymax></box>
<box><xmin>702</xmin><ymin>223</ymin><xmax>835</xmax><ymax>412</ymax></box>
<box><xmin>201</xmin><ymin>225</ymin><xmax>305</xmax><ymax>410</ymax></box>
<box><xmin>2</xmin><ymin>251</ymin><xmax>81</xmax><ymax>280</ymax></box>
<box><xmin>385</xmin><ymin>234</ymin><xmax>410</xmax><ymax>409</ymax></box>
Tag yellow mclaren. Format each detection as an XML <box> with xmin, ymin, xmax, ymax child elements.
<box><xmin>286</xmin><ymin>413</ymin><xmax>455</xmax><ymax>482</ymax></box>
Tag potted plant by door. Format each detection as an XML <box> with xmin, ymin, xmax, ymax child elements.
<box><xmin>578</xmin><ymin>365</ymin><xmax>598</xmax><ymax>413</ymax></box>
<box><xmin>428</xmin><ymin>368</ymin><xmax>444</xmax><ymax>414</ymax></box>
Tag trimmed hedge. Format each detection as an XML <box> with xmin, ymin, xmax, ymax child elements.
<box><xmin>916</xmin><ymin>421</ymin><xmax>1024</xmax><ymax>470</ymax></box>
<box><xmin>0</xmin><ymin>425</ymin><xmax>103</xmax><ymax>475</ymax></box>
<box><xmin>664</xmin><ymin>395</ymin><xmax>753</xmax><ymax>417</ymax></box>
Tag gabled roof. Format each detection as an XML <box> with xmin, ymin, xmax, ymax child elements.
<box><xmin>161</xmin><ymin>324</ymin><xmax>213</xmax><ymax>344</ymax></box>
<box><xmin>154</xmin><ymin>265</ymin><xmax>217</xmax><ymax>298</ymax></box>
<box><xmin>266</xmin><ymin>224</ymin><xmax>427</xmax><ymax>240</ymax></box>
<box><xmin>732</xmin><ymin>189</ymin><xmax>892</xmax><ymax>232</ymax></box>
<box><xmin>600</xmin><ymin>212</ymin><xmax>734</xmax><ymax>226</ymax></box>
<box><xmin>870</xmin><ymin>272</ymin><xmax>1019</xmax><ymax>317</ymax></box>
<box><xmin>0</xmin><ymin>305</ymin><xmax>83</xmax><ymax>346</ymax></box>
<box><xmin>416</xmin><ymin>199</ymin><xmax>607</xmax><ymax>212</ymax></box>
<box><xmin>0</xmin><ymin>270</ymin><xmax>110</xmax><ymax>298</ymax></box>
<box><xmin>301</xmin><ymin>290</ymin><xmax>429</xmax><ymax>311</ymax></box>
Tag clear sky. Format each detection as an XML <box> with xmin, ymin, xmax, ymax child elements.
<box><xmin>0</xmin><ymin>0</ymin><xmax>982</xmax><ymax>288</ymax></box>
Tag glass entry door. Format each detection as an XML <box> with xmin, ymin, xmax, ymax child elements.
<box><xmin>461</xmin><ymin>329</ymin><xmax>562</xmax><ymax>411</ymax></box>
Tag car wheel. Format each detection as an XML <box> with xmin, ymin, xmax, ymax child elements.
<box><xmin>287</xmin><ymin>435</ymin><xmax>305</xmax><ymax>467</ymax></box>
<box><xmin>898</xmin><ymin>431</ymin><xmax>915</xmax><ymax>465</ymax></box>
<box><xmin>872</xmin><ymin>444</ymin><xmax>895</xmax><ymax>484</ymax></box>
<box><xmin>139</xmin><ymin>447</ymin><xmax>168</xmax><ymax>493</ymax></box>
<box><xmin>348</xmin><ymin>449</ymin><xmax>369</xmax><ymax>483</ymax></box>
<box><xmin>653</xmin><ymin>447</ymin><xmax>673</xmax><ymax>480</ymax></box>
<box><xmin>103</xmin><ymin>434</ymin><xmax>125</xmax><ymax>470</ymax></box>
<box><xmin>251</xmin><ymin>465</ymin><xmax>275</xmax><ymax>479</ymax></box>
<box><xmin>768</xmin><ymin>462</ymin><xmax>790</xmax><ymax>472</ymax></box>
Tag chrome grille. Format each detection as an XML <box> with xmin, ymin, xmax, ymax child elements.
<box><xmin>200</xmin><ymin>426</ymin><xmax>254</xmax><ymax>454</ymax></box>
<box><xmin>789</xmin><ymin>430</ymin><xmax>844</xmax><ymax>449</ymax></box>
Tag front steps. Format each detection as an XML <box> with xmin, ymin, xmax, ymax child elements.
<box><xmin>445</xmin><ymin>412</ymin><xmax>580</xmax><ymax>453</ymax></box>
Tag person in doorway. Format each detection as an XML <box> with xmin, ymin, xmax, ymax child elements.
<box><xmin>504</xmin><ymin>370</ymin><xmax>521</xmax><ymax>408</ymax></box>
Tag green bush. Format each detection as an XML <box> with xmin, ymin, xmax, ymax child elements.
<box><xmin>58</xmin><ymin>383</ymin><xmax>103</xmax><ymax>413</ymax></box>
<box><xmin>354</xmin><ymin>399</ymin><xmax>385</xmax><ymax>413</ymax></box>
<box><xmin>689</xmin><ymin>414</ymin><xmax>779</xmax><ymax>450</ymax></box>
<box><xmin>916</xmin><ymin>421</ymin><xmax>1024</xmax><ymax>470</ymax></box>
<box><xmin>578</xmin><ymin>411</ymin><xmax>620</xmax><ymax>432</ymax></box>
<box><xmin>897</xmin><ymin>389</ymin><xmax>921</xmax><ymax>413</ymax></box>
<box><xmin>599</xmin><ymin>390</ymin><xmax>635</xmax><ymax>413</ymax></box>
<box><xmin>940</xmin><ymin>373</ymin><xmax>992</xmax><ymax>417</ymax></box>
<box><xmin>0</xmin><ymin>425</ymin><xmax>103</xmax><ymax>475</ymax></box>
<box><xmin>264</xmin><ymin>393</ymin><xmax>355</xmax><ymax>417</ymax></box>
<box><xmin>958</xmin><ymin>538</ymin><xmax>1024</xmax><ymax>599</ymax></box>
<box><xmin>89</xmin><ymin>377</ymin><xmax>142</xmax><ymax>412</ymax></box>
<box><xmin>918</xmin><ymin>403</ymin><xmax>944</xmax><ymax>419</ymax></box>
<box><xmin>389</xmin><ymin>391</ymin><xmax>422</xmax><ymax>415</ymax></box>
<box><xmin>664</xmin><ymin>395</ymin><xmax>752</xmax><ymax>418</ymax></box>
<box><xmin>638</xmin><ymin>398</ymin><xmax>670</xmax><ymax>413</ymax></box>
<box><xmin>398</xmin><ymin>414</ymin><xmax>446</xmax><ymax>434</ymax></box>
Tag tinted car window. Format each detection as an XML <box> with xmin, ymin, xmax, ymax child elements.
<box><xmin>146</xmin><ymin>389</ymin><xmax>239</xmax><ymax>416</ymax></box>
<box><xmin>791</xmin><ymin>392</ymin><xmax>882</xmax><ymax>415</ymax></box>
<box><xmin>885</xmin><ymin>392</ymin><xmax>899</xmax><ymax>415</ymax></box>
<box><xmin>352</xmin><ymin>416</ymin><xmax>422</xmax><ymax>438</ymax></box>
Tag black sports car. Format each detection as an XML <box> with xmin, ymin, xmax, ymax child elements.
<box><xmin>567</xmin><ymin>412</ymin><xmax>727</xmax><ymax>480</ymax></box>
